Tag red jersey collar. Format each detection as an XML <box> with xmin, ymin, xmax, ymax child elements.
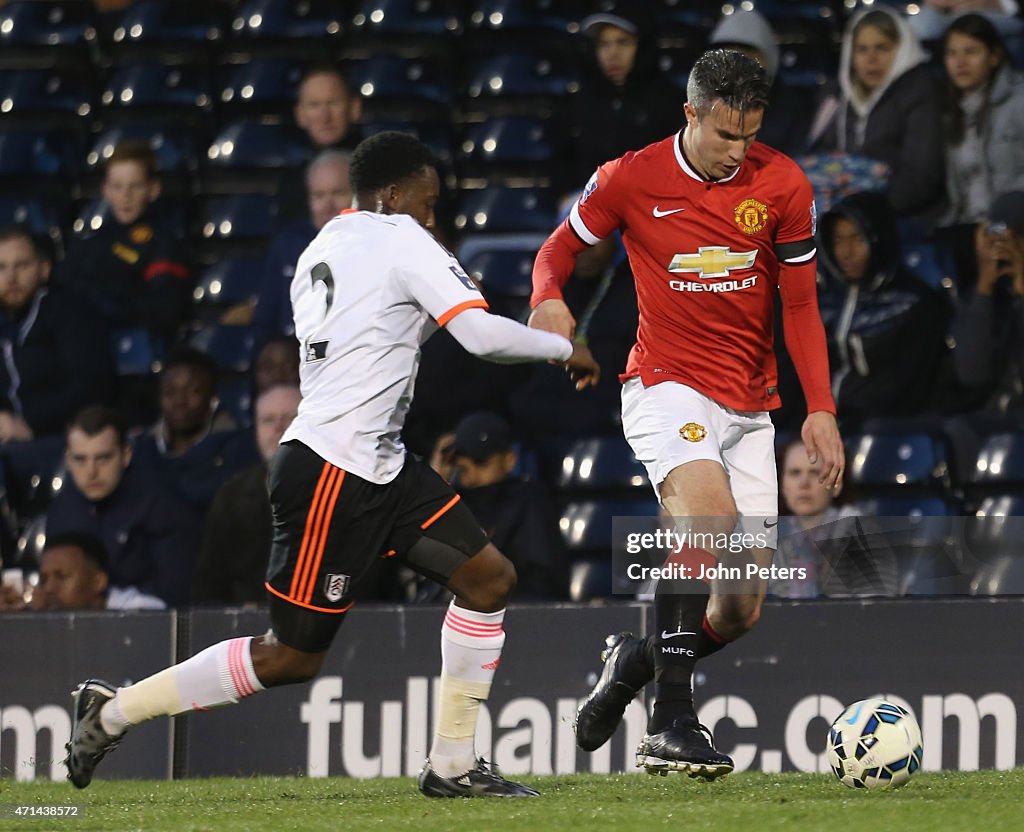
<box><xmin>673</xmin><ymin>131</ymin><xmax>742</xmax><ymax>184</ymax></box>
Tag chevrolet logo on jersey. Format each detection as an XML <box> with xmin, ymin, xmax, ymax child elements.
<box><xmin>668</xmin><ymin>247</ymin><xmax>758</xmax><ymax>278</ymax></box>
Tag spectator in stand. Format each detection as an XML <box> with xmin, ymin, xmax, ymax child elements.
<box><xmin>192</xmin><ymin>384</ymin><xmax>301</xmax><ymax>606</ymax></box>
<box><xmin>557</xmin><ymin>7</ymin><xmax>681</xmax><ymax>195</ymax></box>
<box><xmin>938</xmin><ymin>14</ymin><xmax>1024</xmax><ymax>289</ymax></box>
<box><xmin>253</xmin><ymin>336</ymin><xmax>300</xmax><ymax>395</ymax></box>
<box><xmin>130</xmin><ymin>347</ymin><xmax>259</xmax><ymax>515</ymax></box>
<box><xmin>771</xmin><ymin>438</ymin><xmax>897</xmax><ymax>598</ymax></box>
<box><xmin>451</xmin><ymin>412</ymin><xmax>568</xmax><ymax>600</ymax></box>
<box><xmin>950</xmin><ymin>190</ymin><xmax>1024</xmax><ymax>416</ymax></box>
<box><xmin>32</xmin><ymin>533</ymin><xmax>165</xmax><ymax>611</ymax></box>
<box><xmin>806</xmin><ymin>8</ymin><xmax>945</xmax><ymax>217</ymax></box>
<box><xmin>708</xmin><ymin>10</ymin><xmax>813</xmax><ymax>157</ymax></box>
<box><xmin>817</xmin><ymin>192</ymin><xmax>951</xmax><ymax>427</ymax></box>
<box><xmin>0</xmin><ymin>226</ymin><xmax>115</xmax><ymax>442</ymax></box>
<box><xmin>278</xmin><ymin>65</ymin><xmax>362</xmax><ymax>225</ymax></box>
<box><xmin>61</xmin><ymin>142</ymin><xmax>191</xmax><ymax>343</ymax></box>
<box><xmin>46</xmin><ymin>405</ymin><xmax>199</xmax><ymax>607</ymax></box>
<box><xmin>251</xmin><ymin>151</ymin><xmax>353</xmax><ymax>342</ymax></box>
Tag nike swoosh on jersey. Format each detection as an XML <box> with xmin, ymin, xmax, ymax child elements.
<box><xmin>652</xmin><ymin>206</ymin><xmax>686</xmax><ymax>218</ymax></box>
<box><xmin>661</xmin><ymin>630</ymin><xmax>697</xmax><ymax>639</ymax></box>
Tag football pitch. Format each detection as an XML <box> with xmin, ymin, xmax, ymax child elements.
<box><xmin>1</xmin><ymin>771</ymin><xmax>1022</xmax><ymax>832</ymax></box>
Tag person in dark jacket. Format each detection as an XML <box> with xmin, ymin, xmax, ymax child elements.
<box><xmin>46</xmin><ymin>405</ymin><xmax>200</xmax><ymax>607</ymax></box>
<box><xmin>557</xmin><ymin>8</ymin><xmax>682</xmax><ymax>195</ymax></box>
<box><xmin>60</xmin><ymin>142</ymin><xmax>192</xmax><ymax>343</ymax></box>
<box><xmin>0</xmin><ymin>226</ymin><xmax>115</xmax><ymax>441</ymax></box>
<box><xmin>817</xmin><ymin>192</ymin><xmax>951</xmax><ymax>427</ymax></box>
<box><xmin>807</xmin><ymin>7</ymin><xmax>945</xmax><ymax>217</ymax></box>
<box><xmin>130</xmin><ymin>347</ymin><xmax>259</xmax><ymax>516</ymax></box>
<box><xmin>192</xmin><ymin>384</ymin><xmax>301</xmax><ymax>606</ymax></box>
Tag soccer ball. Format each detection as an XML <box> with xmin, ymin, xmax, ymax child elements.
<box><xmin>827</xmin><ymin>698</ymin><xmax>923</xmax><ymax>790</ymax></box>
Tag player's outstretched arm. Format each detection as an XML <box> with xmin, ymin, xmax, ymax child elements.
<box><xmin>529</xmin><ymin>218</ymin><xmax>589</xmax><ymax>339</ymax></box>
<box><xmin>446</xmin><ymin>307</ymin><xmax>599</xmax><ymax>388</ymax></box>
<box><xmin>801</xmin><ymin>410</ymin><xmax>844</xmax><ymax>491</ymax></box>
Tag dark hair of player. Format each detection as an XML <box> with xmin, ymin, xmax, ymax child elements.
<box><xmin>686</xmin><ymin>49</ymin><xmax>771</xmax><ymax>118</ymax></box>
<box><xmin>349</xmin><ymin>131</ymin><xmax>437</xmax><ymax>197</ymax></box>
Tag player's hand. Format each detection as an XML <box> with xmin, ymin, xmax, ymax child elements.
<box><xmin>802</xmin><ymin>411</ymin><xmax>844</xmax><ymax>491</ymax></box>
<box><xmin>528</xmin><ymin>298</ymin><xmax>576</xmax><ymax>340</ymax></box>
<box><xmin>563</xmin><ymin>342</ymin><xmax>600</xmax><ymax>391</ymax></box>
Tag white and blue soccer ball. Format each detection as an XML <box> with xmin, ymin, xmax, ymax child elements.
<box><xmin>827</xmin><ymin>698</ymin><xmax>924</xmax><ymax>790</ymax></box>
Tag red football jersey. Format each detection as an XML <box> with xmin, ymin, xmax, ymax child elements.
<box><xmin>569</xmin><ymin>134</ymin><xmax>816</xmax><ymax>411</ymax></box>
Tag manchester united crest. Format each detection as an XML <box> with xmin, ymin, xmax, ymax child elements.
<box><xmin>734</xmin><ymin>198</ymin><xmax>769</xmax><ymax>236</ymax></box>
<box><xmin>130</xmin><ymin>224</ymin><xmax>153</xmax><ymax>245</ymax></box>
<box><xmin>679</xmin><ymin>422</ymin><xmax>707</xmax><ymax>442</ymax></box>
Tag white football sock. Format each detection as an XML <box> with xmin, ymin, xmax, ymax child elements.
<box><xmin>100</xmin><ymin>637</ymin><xmax>264</xmax><ymax>736</ymax></box>
<box><xmin>429</xmin><ymin>602</ymin><xmax>505</xmax><ymax>778</ymax></box>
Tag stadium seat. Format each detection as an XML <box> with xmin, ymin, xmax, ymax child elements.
<box><xmin>971</xmin><ymin>432</ymin><xmax>1024</xmax><ymax>493</ymax></box>
<box><xmin>971</xmin><ymin>554</ymin><xmax>1024</xmax><ymax>596</ymax></box>
<box><xmin>217</xmin><ymin>57</ymin><xmax>304</xmax><ymax>115</ymax></box>
<box><xmin>461</xmin><ymin>243</ymin><xmax>535</xmax><ymax>319</ymax></box>
<box><xmin>189</xmin><ymin>324</ymin><xmax>258</xmax><ymax>373</ymax></box>
<box><xmin>350</xmin><ymin>0</ymin><xmax>463</xmax><ymax>37</ymax></box>
<box><xmin>193</xmin><ymin>256</ymin><xmax>264</xmax><ymax>314</ymax></box>
<box><xmin>454</xmin><ymin>187</ymin><xmax>556</xmax><ymax>233</ymax></box>
<box><xmin>964</xmin><ymin>494</ymin><xmax>1024</xmax><ymax>564</ymax></box>
<box><xmin>72</xmin><ymin>197</ymin><xmax>188</xmax><ymax>240</ymax></box>
<box><xmin>568</xmin><ymin>558</ymin><xmax>613</xmax><ymax>601</ymax></box>
<box><xmin>101</xmin><ymin>62</ymin><xmax>213</xmax><ymax>113</ymax></box>
<box><xmin>205</xmin><ymin>120</ymin><xmax>308</xmax><ymax>170</ymax></box>
<box><xmin>0</xmin><ymin>67</ymin><xmax>95</xmax><ymax>118</ymax></box>
<box><xmin>0</xmin><ymin>195</ymin><xmax>66</xmax><ymax>242</ymax></box>
<box><xmin>111</xmin><ymin>327</ymin><xmax>165</xmax><ymax>377</ymax></box>
<box><xmin>231</xmin><ymin>0</ymin><xmax>345</xmax><ymax>41</ymax></box>
<box><xmin>110</xmin><ymin>1</ymin><xmax>230</xmax><ymax>49</ymax></box>
<box><xmin>463</xmin><ymin>51</ymin><xmax>581</xmax><ymax>102</ymax></box>
<box><xmin>846</xmin><ymin>430</ymin><xmax>953</xmax><ymax>494</ymax></box>
<box><xmin>217</xmin><ymin>375</ymin><xmax>254</xmax><ymax>428</ymax></box>
<box><xmin>458</xmin><ymin>115</ymin><xmax>554</xmax><ymax>179</ymax></box>
<box><xmin>14</xmin><ymin>513</ymin><xmax>47</xmax><ymax>573</ymax></box>
<box><xmin>349</xmin><ymin>54</ymin><xmax>454</xmax><ymax>120</ymax></box>
<box><xmin>560</xmin><ymin>498</ymin><xmax>659</xmax><ymax>552</ymax></box>
<box><xmin>0</xmin><ymin>128</ymin><xmax>80</xmax><ymax>181</ymax></box>
<box><xmin>1</xmin><ymin>437</ymin><xmax>65</xmax><ymax>521</ymax></box>
<box><xmin>901</xmin><ymin>241</ymin><xmax>955</xmax><ymax>294</ymax></box>
<box><xmin>465</xmin><ymin>0</ymin><xmax>583</xmax><ymax>38</ymax></box>
<box><xmin>558</xmin><ymin>437</ymin><xmax>649</xmax><ymax>495</ymax></box>
<box><xmin>85</xmin><ymin>123</ymin><xmax>200</xmax><ymax>176</ymax></box>
<box><xmin>0</xmin><ymin>1</ymin><xmax>98</xmax><ymax>57</ymax></box>
<box><xmin>196</xmin><ymin>193</ymin><xmax>277</xmax><ymax>241</ymax></box>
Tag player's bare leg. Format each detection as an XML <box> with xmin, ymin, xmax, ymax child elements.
<box><xmin>417</xmin><ymin>542</ymin><xmax>538</xmax><ymax>797</ymax></box>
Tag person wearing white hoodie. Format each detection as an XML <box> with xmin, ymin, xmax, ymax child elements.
<box><xmin>807</xmin><ymin>7</ymin><xmax>945</xmax><ymax>217</ymax></box>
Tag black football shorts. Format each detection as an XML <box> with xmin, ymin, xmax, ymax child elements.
<box><xmin>265</xmin><ymin>439</ymin><xmax>489</xmax><ymax>651</ymax></box>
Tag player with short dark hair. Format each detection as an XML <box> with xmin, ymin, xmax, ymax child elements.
<box><xmin>530</xmin><ymin>50</ymin><xmax>844</xmax><ymax>778</ymax></box>
<box><xmin>65</xmin><ymin>132</ymin><xmax>599</xmax><ymax>798</ymax></box>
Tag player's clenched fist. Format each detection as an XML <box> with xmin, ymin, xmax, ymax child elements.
<box><xmin>564</xmin><ymin>342</ymin><xmax>600</xmax><ymax>390</ymax></box>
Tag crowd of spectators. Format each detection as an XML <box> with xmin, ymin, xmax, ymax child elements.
<box><xmin>1</xmin><ymin>0</ymin><xmax>1023</xmax><ymax>607</ymax></box>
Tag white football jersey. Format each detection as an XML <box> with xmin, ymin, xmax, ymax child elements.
<box><xmin>282</xmin><ymin>210</ymin><xmax>488</xmax><ymax>484</ymax></box>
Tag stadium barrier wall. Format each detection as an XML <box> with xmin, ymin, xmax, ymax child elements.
<box><xmin>1</xmin><ymin>600</ymin><xmax>1021</xmax><ymax>781</ymax></box>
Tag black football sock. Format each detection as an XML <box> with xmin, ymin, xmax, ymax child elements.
<box><xmin>696</xmin><ymin>614</ymin><xmax>731</xmax><ymax>659</ymax></box>
<box><xmin>649</xmin><ymin>573</ymin><xmax>710</xmax><ymax>734</ymax></box>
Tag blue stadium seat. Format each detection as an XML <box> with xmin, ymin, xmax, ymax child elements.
<box><xmin>231</xmin><ymin>0</ymin><xmax>345</xmax><ymax>40</ymax></box>
<box><xmin>846</xmin><ymin>430</ymin><xmax>953</xmax><ymax>494</ymax></box>
<box><xmin>217</xmin><ymin>376</ymin><xmax>254</xmax><ymax>428</ymax></box>
<box><xmin>349</xmin><ymin>54</ymin><xmax>454</xmax><ymax>115</ymax></box>
<box><xmin>466</xmin><ymin>0</ymin><xmax>583</xmax><ymax>36</ymax></box>
<box><xmin>0</xmin><ymin>67</ymin><xmax>95</xmax><ymax>117</ymax></box>
<box><xmin>189</xmin><ymin>324</ymin><xmax>258</xmax><ymax>373</ymax></box>
<box><xmin>350</xmin><ymin>0</ymin><xmax>463</xmax><ymax>37</ymax></box>
<box><xmin>852</xmin><ymin>495</ymin><xmax>957</xmax><ymax>551</ymax></box>
<box><xmin>101</xmin><ymin>62</ymin><xmax>213</xmax><ymax>112</ymax></box>
<box><xmin>459</xmin><ymin>116</ymin><xmax>553</xmax><ymax>165</ymax></box>
<box><xmin>111</xmin><ymin>1</ymin><xmax>229</xmax><ymax>48</ymax></box>
<box><xmin>217</xmin><ymin>58</ymin><xmax>304</xmax><ymax>114</ymax></box>
<box><xmin>971</xmin><ymin>554</ymin><xmax>1024</xmax><ymax>596</ymax></box>
<box><xmin>193</xmin><ymin>256</ymin><xmax>264</xmax><ymax>308</ymax></box>
<box><xmin>460</xmin><ymin>242</ymin><xmax>536</xmax><ymax>319</ymax></box>
<box><xmin>206</xmin><ymin>120</ymin><xmax>308</xmax><ymax>170</ymax></box>
<box><xmin>902</xmin><ymin>241</ymin><xmax>955</xmax><ymax>293</ymax></box>
<box><xmin>111</xmin><ymin>327</ymin><xmax>165</xmax><ymax>377</ymax></box>
<box><xmin>560</xmin><ymin>499</ymin><xmax>659</xmax><ymax>552</ymax></box>
<box><xmin>197</xmin><ymin>193</ymin><xmax>277</xmax><ymax>241</ymax></box>
<box><xmin>85</xmin><ymin>123</ymin><xmax>200</xmax><ymax>176</ymax></box>
<box><xmin>971</xmin><ymin>432</ymin><xmax>1024</xmax><ymax>492</ymax></box>
<box><xmin>569</xmin><ymin>558</ymin><xmax>613</xmax><ymax>601</ymax></box>
<box><xmin>464</xmin><ymin>52</ymin><xmax>581</xmax><ymax>101</ymax></box>
<box><xmin>0</xmin><ymin>129</ymin><xmax>79</xmax><ymax>180</ymax></box>
<box><xmin>0</xmin><ymin>1</ymin><xmax>98</xmax><ymax>49</ymax></box>
<box><xmin>0</xmin><ymin>196</ymin><xmax>66</xmax><ymax>240</ymax></box>
<box><xmin>965</xmin><ymin>494</ymin><xmax>1024</xmax><ymax>565</ymax></box>
<box><xmin>1</xmin><ymin>437</ymin><xmax>65</xmax><ymax>521</ymax></box>
<box><xmin>454</xmin><ymin>187</ymin><xmax>556</xmax><ymax>233</ymax></box>
<box><xmin>558</xmin><ymin>437</ymin><xmax>649</xmax><ymax>494</ymax></box>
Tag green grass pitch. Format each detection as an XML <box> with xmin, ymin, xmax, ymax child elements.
<box><xmin>1</xmin><ymin>771</ymin><xmax>1022</xmax><ymax>832</ymax></box>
